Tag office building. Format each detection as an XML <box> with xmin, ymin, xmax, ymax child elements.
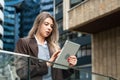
<box><xmin>40</xmin><ymin>0</ymin><xmax>53</xmax><ymax>15</ymax></box>
<box><xmin>16</xmin><ymin>0</ymin><xmax>40</xmax><ymax>37</ymax></box>
<box><xmin>3</xmin><ymin>0</ymin><xmax>21</xmax><ymax>51</ymax></box>
<box><xmin>17</xmin><ymin>0</ymin><xmax>54</xmax><ymax>37</ymax></box>
<box><xmin>63</xmin><ymin>0</ymin><xmax>120</xmax><ymax>79</ymax></box>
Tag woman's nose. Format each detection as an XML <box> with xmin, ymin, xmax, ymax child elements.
<box><xmin>48</xmin><ymin>25</ymin><xmax>52</xmax><ymax>30</ymax></box>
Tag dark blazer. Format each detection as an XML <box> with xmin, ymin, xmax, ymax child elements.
<box><xmin>14</xmin><ymin>37</ymin><xmax>73</xmax><ymax>80</ymax></box>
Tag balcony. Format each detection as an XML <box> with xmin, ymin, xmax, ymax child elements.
<box><xmin>0</xmin><ymin>50</ymin><xmax>116</xmax><ymax>80</ymax></box>
<box><xmin>63</xmin><ymin>0</ymin><xmax>120</xmax><ymax>33</ymax></box>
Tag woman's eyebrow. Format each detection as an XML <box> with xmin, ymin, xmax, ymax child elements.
<box><xmin>44</xmin><ymin>21</ymin><xmax>53</xmax><ymax>25</ymax></box>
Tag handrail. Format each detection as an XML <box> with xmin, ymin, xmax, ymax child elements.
<box><xmin>0</xmin><ymin>50</ymin><xmax>30</xmax><ymax>57</ymax></box>
<box><xmin>0</xmin><ymin>50</ymin><xmax>117</xmax><ymax>80</ymax></box>
<box><xmin>0</xmin><ymin>50</ymin><xmax>73</xmax><ymax>69</ymax></box>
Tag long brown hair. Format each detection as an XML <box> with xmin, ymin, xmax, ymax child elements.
<box><xmin>28</xmin><ymin>12</ymin><xmax>60</xmax><ymax>53</ymax></box>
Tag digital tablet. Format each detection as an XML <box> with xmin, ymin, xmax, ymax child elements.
<box><xmin>53</xmin><ymin>40</ymin><xmax>80</xmax><ymax>69</ymax></box>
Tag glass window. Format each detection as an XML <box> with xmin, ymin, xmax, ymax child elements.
<box><xmin>55</xmin><ymin>3</ymin><xmax>63</xmax><ymax>14</ymax></box>
<box><xmin>77</xmin><ymin>44</ymin><xmax>91</xmax><ymax>58</ymax></box>
<box><xmin>57</xmin><ymin>20</ymin><xmax>63</xmax><ymax>28</ymax></box>
<box><xmin>79</xmin><ymin>66</ymin><xmax>91</xmax><ymax>80</ymax></box>
<box><xmin>70</xmin><ymin>0</ymin><xmax>87</xmax><ymax>8</ymax></box>
<box><xmin>81</xmin><ymin>46</ymin><xmax>87</xmax><ymax>56</ymax></box>
<box><xmin>86</xmin><ymin>44</ymin><xmax>91</xmax><ymax>56</ymax></box>
<box><xmin>68</xmin><ymin>32</ymin><xmax>78</xmax><ymax>40</ymax></box>
<box><xmin>77</xmin><ymin>49</ymin><xmax>82</xmax><ymax>58</ymax></box>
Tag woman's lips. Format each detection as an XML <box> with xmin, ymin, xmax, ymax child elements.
<box><xmin>46</xmin><ymin>31</ymin><xmax>50</xmax><ymax>36</ymax></box>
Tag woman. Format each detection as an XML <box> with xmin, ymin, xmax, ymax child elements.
<box><xmin>15</xmin><ymin>12</ymin><xmax>77</xmax><ymax>80</ymax></box>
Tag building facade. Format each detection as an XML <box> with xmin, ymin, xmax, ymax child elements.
<box><xmin>3</xmin><ymin>0</ymin><xmax>21</xmax><ymax>51</ymax></box>
<box><xmin>0</xmin><ymin>0</ymin><xmax>4</xmax><ymax>49</ymax></box>
<box><xmin>17</xmin><ymin>0</ymin><xmax>40</xmax><ymax>37</ymax></box>
<box><xmin>63</xmin><ymin>0</ymin><xmax>120</xmax><ymax>79</ymax></box>
<box><xmin>40</xmin><ymin>0</ymin><xmax>54</xmax><ymax>15</ymax></box>
<box><xmin>16</xmin><ymin>0</ymin><xmax>54</xmax><ymax>37</ymax></box>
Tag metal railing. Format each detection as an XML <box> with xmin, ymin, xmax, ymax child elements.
<box><xmin>0</xmin><ymin>50</ymin><xmax>117</xmax><ymax>80</ymax></box>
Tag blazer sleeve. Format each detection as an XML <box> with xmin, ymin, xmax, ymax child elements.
<box><xmin>14</xmin><ymin>38</ymin><xmax>48</xmax><ymax>79</ymax></box>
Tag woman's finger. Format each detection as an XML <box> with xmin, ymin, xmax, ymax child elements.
<box><xmin>53</xmin><ymin>50</ymin><xmax>61</xmax><ymax>58</ymax></box>
<box><xmin>67</xmin><ymin>55</ymin><xmax>77</xmax><ymax>66</ymax></box>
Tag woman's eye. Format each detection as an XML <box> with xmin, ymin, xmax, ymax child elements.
<box><xmin>44</xmin><ymin>22</ymin><xmax>49</xmax><ymax>26</ymax></box>
<box><xmin>44</xmin><ymin>22</ymin><xmax>54</xmax><ymax>29</ymax></box>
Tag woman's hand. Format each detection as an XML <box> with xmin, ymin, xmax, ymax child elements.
<box><xmin>47</xmin><ymin>50</ymin><xmax>61</xmax><ymax>67</ymax></box>
<box><xmin>67</xmin><ymin>55</ymin><xmax>77</xmax><ymax>67</ymax></box>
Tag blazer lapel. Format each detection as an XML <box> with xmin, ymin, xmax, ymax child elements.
<box><xmin>29</xmin><ymin>37</ymin><xmax>38</xmax><ymax>57</ymax></box>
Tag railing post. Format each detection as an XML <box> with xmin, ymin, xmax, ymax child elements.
<box><xmin>27</xmin><ymin>57</ymin><xmax>31</xmax><ymax>80</ymax></box>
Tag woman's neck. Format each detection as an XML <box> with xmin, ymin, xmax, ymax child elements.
<box><xmin>35</xmin><ymin>34</ymin><xmax>45</xmax><ymax>45</ymax></box>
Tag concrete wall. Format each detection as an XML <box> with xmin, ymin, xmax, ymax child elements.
<box><xmin>92</xmin><ymin>27</ymin><xmax>120</xmax><ymax>80</ymax></box>
<box><xmin>63</xmin><ymin>0</ymin><xmax>120</xmax><ymax>30</ymax></box>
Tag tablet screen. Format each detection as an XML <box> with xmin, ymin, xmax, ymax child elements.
<box><xmin>53</xmin><ymin>40</ymin><xmax>80</xmax><ymax>69</ymax></box>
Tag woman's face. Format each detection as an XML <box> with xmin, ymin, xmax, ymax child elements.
<box><xmin>37</xmin><ymin>17</ymin><xmax>54</xmax><ymax>39</ymax></box>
